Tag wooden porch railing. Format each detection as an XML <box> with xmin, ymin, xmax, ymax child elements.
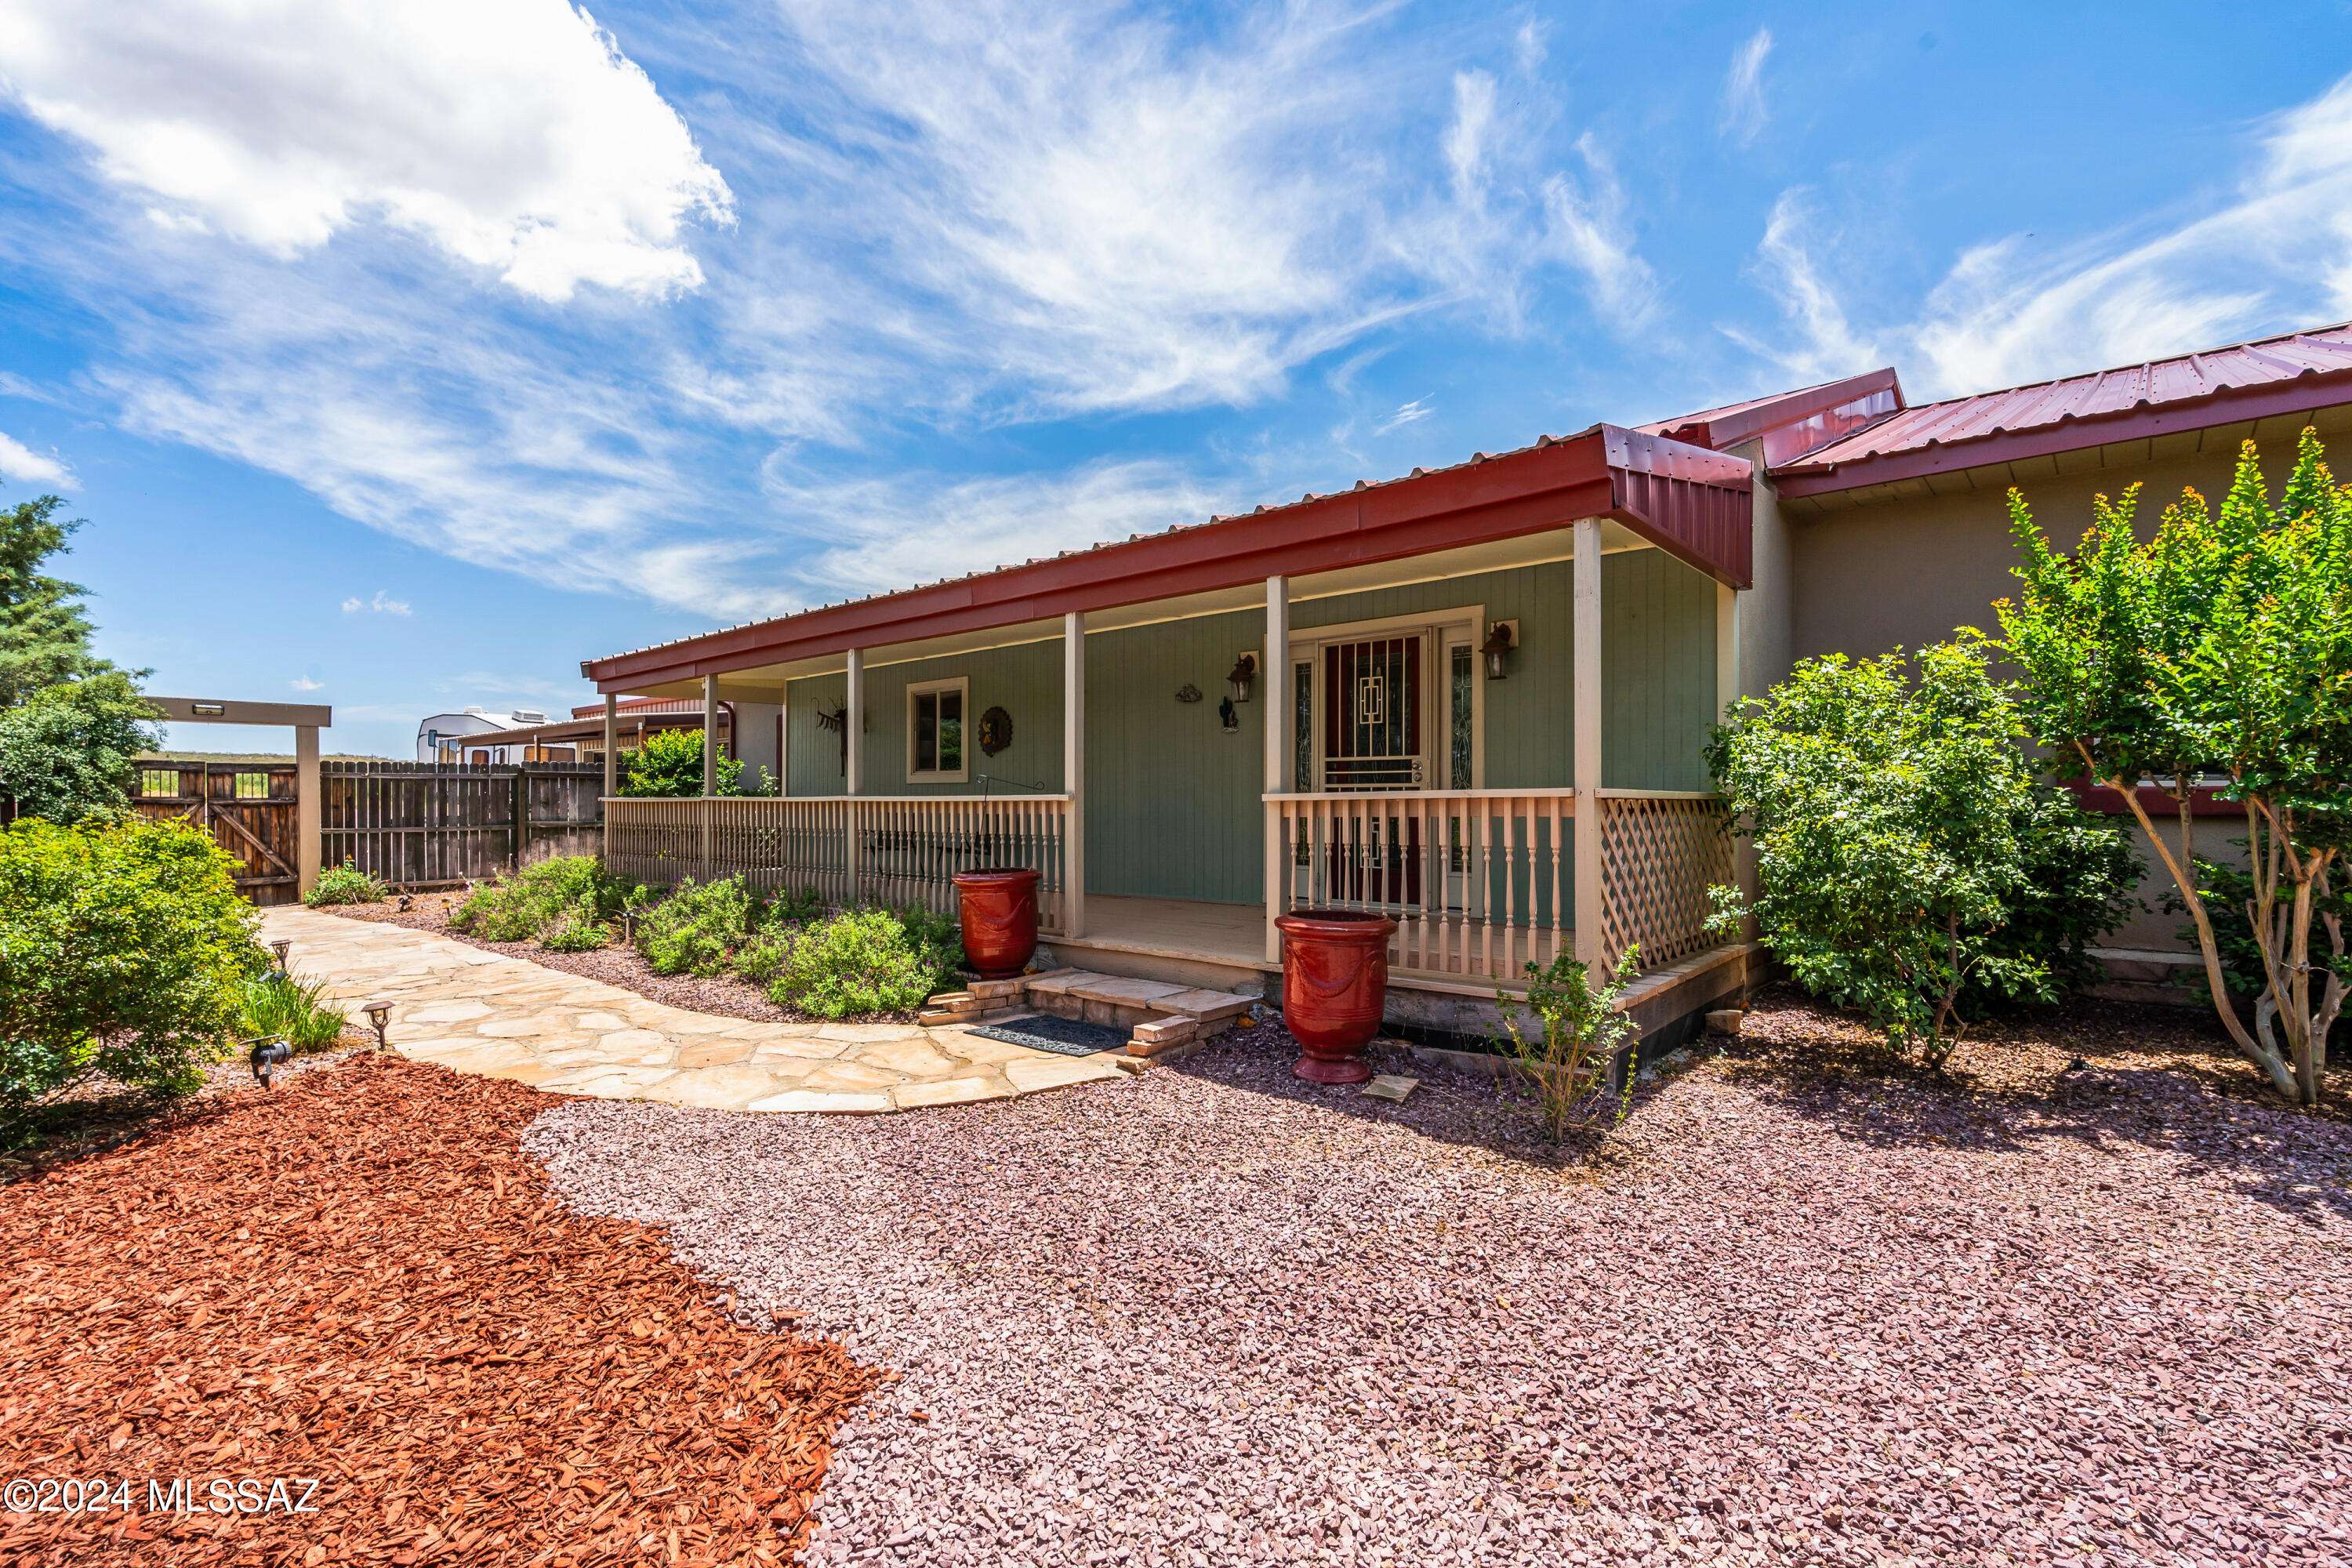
<box><xmin>1266</xmin><ymin>787</ymin><xmax>1733</xmax><ymax>985</ymax></box>
<box><xmin>604</xmin><ymin>795</ymin><xmax>1074</xmax><ymax>932</ymax></box>
<box><xmin>1266</xmin><ymin>789</ymin><xmax>1577</xmax><ymax>982</ymax></box>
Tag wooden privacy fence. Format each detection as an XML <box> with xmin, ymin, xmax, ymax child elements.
<box><xmin>132</xmin><ymin>760</ymin><xmax>304</xmax><ymax>906</ymax></box>
<box><xmin>320</xmin><ymin>761</ymin><xmax>604</xmax><ymax>887</ymax></box>
<box><xmin>604</xmin><ymin>795</ymin><xmax>1076</xmax><ymax>931</ymax></box>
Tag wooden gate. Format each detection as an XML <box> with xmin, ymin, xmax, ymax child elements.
<box><xmin>132</xmin><ymin>760</ymin><xmax>303</xmax><ymax>905</ymax></box>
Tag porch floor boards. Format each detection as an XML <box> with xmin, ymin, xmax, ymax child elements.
<box><xmin>1059</xmin><ymin>895</ymin><xmax>1576</xmax><ymax>996</ymax></box>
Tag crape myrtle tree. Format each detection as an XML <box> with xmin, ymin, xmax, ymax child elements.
<box><xmin>2000</xmin><ymin>430</ymin><xmax>2352</xmax><ymax>1105</ymax></box>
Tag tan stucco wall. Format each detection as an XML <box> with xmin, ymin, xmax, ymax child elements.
<box><xmin>1786</xmin><ymin>408</ymin><xmax>2352</xmax><ymax>666</ymax></box>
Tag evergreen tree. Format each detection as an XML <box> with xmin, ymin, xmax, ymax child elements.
<box><xmin>0</xmin><ymin>495</ymin><xmax>118</xmax><ymax>709</ymax></box>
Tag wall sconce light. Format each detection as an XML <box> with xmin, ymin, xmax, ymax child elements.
<box><xmin>191</xmin><ymin>701</ymin><xmax>227</xmax><ymax>717</ymax></box>
<box><xmin>364</xmin><ymin>1002</ymin><xmax>393</xmax><ymax>1051</ymax></box>
<box><xmin>1227</xmin><ymin>652</ymin><xmax>1258</xmax><ymax>704</ymax></box>
<box><xmin>1481</xmin><ymin>619</ymin><xmax>1519</xmax><ymax>681</ymax></box>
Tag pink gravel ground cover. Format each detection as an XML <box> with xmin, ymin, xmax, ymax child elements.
<box><xmin>523</xmin><ymin>1004</ymin><xmax>2352</xmax><ymax>1566</ymax></box>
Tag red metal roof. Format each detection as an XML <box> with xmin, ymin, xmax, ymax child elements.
<box><xmin>1640</xmin><ymin>366</ymin><xmax>1904</xmax><ymax>467</ymax></box>
<box><xmin>1771</xmin><ymin>321</ymin><xmax>2352</xmax><ymax>496</ymax></box>
<box><xmin>566</xmin><ymin>697</ymin><xmax>706</xmax><ymax>720</ymax></box>
<box><xmin>584</xmin><ymin>424</ymin><xmax>1754</xmax><ymax>693</ymax></box>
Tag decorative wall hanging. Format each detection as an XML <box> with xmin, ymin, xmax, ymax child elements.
<box><xmin>1218</xmin><ymin>695</ymin><xmax>1240</xmax><ymax>733</ymax></box>
<box><xmin>1175</xmin><ymin>683</ymin><xmax>1203</xmax><ymax>704</ymax></box>
<box><xmin>815</xmin><ymin>702</ymin><xmax>851</xmax><ymax>772</ymax></box>
<box><xmin>978</xmin><ymin>704</ymin><xmax>1014</xmax><ymax>757</ymax></box>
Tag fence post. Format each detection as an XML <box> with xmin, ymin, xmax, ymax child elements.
<box><xmin>510</xmin><ymin>766</ymin><xmax>526</xmax><ymax>872</ymax></box>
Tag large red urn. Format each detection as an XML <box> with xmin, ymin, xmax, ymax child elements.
<box><xmin>951</xmin><ymin>867</ymin><xmax>1041</xmax><ymax>979</ymax></box>
<box><xmin>1274</xmin><ymin>909</ymin><xmax>1396</xmax><ymax>1084</ymax></box>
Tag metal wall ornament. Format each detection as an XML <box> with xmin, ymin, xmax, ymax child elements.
<box><xmin>1175</xmin><ymin>683</ymin><xmax>1203</xmax><ymax>703</ymax></box>
<box><xmin>1218</xmin><ymin>695</ymin><xmax>1240</xmax><ymax>733</ymax></box>
<box><xmin>978</xmin><ymin>704</ymin><xmax>1014</xmax><ymax>757</ymax></box>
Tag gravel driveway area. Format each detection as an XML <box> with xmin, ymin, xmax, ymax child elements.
<box><xmin>524</xmin><ymin>1014</ymin><xmax>2352</xmax><ymax>1566</ymax></box>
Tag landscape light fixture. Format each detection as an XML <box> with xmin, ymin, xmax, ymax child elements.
<box><xmin>1481</xmin><ymin>620</ymin><xmax>1519</xmax><ymax>681</ymax></box>
<box><xmin>269</xmin><ymin>938</ymin><xmax>292</xmax><ymax>971</ymax></box>
<box><xmin>364</xmin><ymin>1002</ymin><xmax>393</xmax><ymax>1051</ymax></box>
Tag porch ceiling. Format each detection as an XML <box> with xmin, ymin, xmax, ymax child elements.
<box><xmin>588</xmin><ymin>422</ymin><xmax>1751</xmax><ymax>695</ymax></box>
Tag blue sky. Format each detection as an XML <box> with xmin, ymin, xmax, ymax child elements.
<box><xmin>4</xmin><ymin>1</ymin><xmax>2351</xmax><ymax>758</ymax></box>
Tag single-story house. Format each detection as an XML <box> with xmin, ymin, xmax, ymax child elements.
<box><xmin>579</xmin><ymin>320</ymin><xmax>2352</xmax><ymax>1032</ymax></box>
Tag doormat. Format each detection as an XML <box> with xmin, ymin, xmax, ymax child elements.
<box><xmin>969</xmin><ymin>1016</ymin><xmax>1131</xmax><ymax>1058</ymax></box>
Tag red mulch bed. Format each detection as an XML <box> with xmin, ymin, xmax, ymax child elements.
<box><xmin>0</xmin><ymin>1055</ymin><xmax>880</xmax><ymax>1566</ymax></box>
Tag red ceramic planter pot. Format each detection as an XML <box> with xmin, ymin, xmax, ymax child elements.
<box><xmin>951</xmin><ymin>867</ymin><xmax>1041</xmax><ymax>979</ymax></box>
<box><xmin>1275</xmin><ymin>909</ymin><xmax>1396</xmax><ymax>1085</ymax></box>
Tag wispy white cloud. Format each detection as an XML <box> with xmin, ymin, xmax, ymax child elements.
<box><xmin>1374</xmin><ymin>397</ymin><xmax>1434</xmax><ymax>434</ymax></box>
<box><xmin>0</xmin><ymin>429</ymin><xmax>73</xmax><ymax>488</ymax></box>
<box><xmin>1719</xmin><ymin>28</ymin><xmax>1773</xmax><ymax>148</ymax></box>
<box><xmin>438</xmin><ymin>670</ymin><xmax>586</xmax><ymax>703</ymax></box>
<box><xmin>289</xmin><ymin>675</ymin><xmax>324</xmax><ymax>691</ymax></box>
<box><xmin>0</xmin><ymin>0</ymin><xmax>732</xmax><ymax>302</ymax></box>
<box><xmin>1720</xmin><ymin>190</ymin><xmax>1882</xmax><ymax>383</ymax></box>
<box><xmin>1542</xmin><ymin>134</ymin><xmax>1657</xmax><ymax>327</ymax></box>
<box><xmin>1730</xmin><ymin>70</ymin><xmax>2352</xmax><ymax>398</ymax></box>
<box><xmin>342</xmin><ymin>590</ymin><xmax>412</xmax><ymax>616</ymax></box>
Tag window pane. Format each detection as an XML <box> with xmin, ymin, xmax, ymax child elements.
<box><xmin>1450</xmin><ymin>645</ymin><xmax>1473</xmax><ymax>790</ymax></box>
<box><xmin>915</xmin><ymin>693</ymin><xmax>937</xmax><ymax>772</ymax></box>
<box><xmin>938</xmin><ymin>690</ymin><xmax>962</xmax><ymax>771</ymax></box>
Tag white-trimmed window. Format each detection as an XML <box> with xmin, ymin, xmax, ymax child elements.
<box><xmin>906</xmin><ymin>677</ymin><xmax>970</xmax><ymax>783</ymax></box>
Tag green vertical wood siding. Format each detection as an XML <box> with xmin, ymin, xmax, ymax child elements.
<box><xmin>1083</xmin><ymin>611</ymin><xmax>1265</xmax><ymax>904</ymax></box>
<box><xmin>784</xmin><ymin>640</ymin><xmax>1065</xmax><ymax>797</ymax></box>
<box><xmin>778</xmin><ymin>546</ymin><xmax>1717</xmax><ymax>906</ymax></box>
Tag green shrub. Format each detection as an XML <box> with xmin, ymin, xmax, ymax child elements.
<box><xmin>764</xmin><ymin>907</ymin><xmax>960</xmax><ymax>1020</ymax></box>
<box><xmin>0</xmin><ymin>673</ymin><xmax>162</xmax><ymax>825</ymax></box>
<box><xmin>617</xmin><ymin>728</ymin><xmax>748</xmax><ymax>798</ymax></box>
<box><xmin>538</xmin><ymin>912</ymin><xmax>612</xmax><ymax>953</ymax></box>
<box><xmin>305</xmin><ymin>860</ymin><xmax>388</xmax><ymax>906</ymax></box>
<box><xmin>0</xmin><ymin>817</ymin><xmax>260</xmax><ymax>1121</ymax></box>
<box><xmin>238</xmin><ymin>973</ymin><xmax>347</xmax><ymax>1051</ymax></box>
<box><xmin>450</xmin><ymin>855</ymin><xmax>633</xmax><ymax>946</ymax></box>
<box><xmin>732</xmin><ymin>932</ymin><xmax>791</xmax><ymax>986</ymax></box>
<box><xmin>1707</xmin><ymin>632</ymin><xmax>2140</xmax><ymax>1066</ymax></box>
<box><xmin>1496</xmin><ymin>946</ymin><xmax>1640</xmax><ymax>1142</ymax></box>
<box><xmin>634</xmin><ymin>875</ymin><xmax>756</xmax><ymax>975</ymax></box>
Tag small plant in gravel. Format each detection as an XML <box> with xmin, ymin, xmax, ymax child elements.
<box><xmin>764</xmin><ymin>907</ymin><xmax>960</xmax><ymax>1019</ymax></box>
<box><xmin>304</xmin><ymin>860</ymin><xmax>387</xmax><ymax>906</ymax></box>
<box><xmin>1497</xmin><ymin>946</ymin><xmax>1640</xmax><ymax>1142</ymax></box>
<box><xmin>1707</xmin><ymin>633</ymin><xmax>2139</xmax><ymax>1068</ymax></box>
<box><xmin>634</xmin><ymin>875</ymin><xmax>757</xmax><ymax>976</ymax></box>
<box><xmin>452</xmin><ymin>856</ymin><xmax>635</xmax><ymax>947</ymax></box>
<box><xmin>238</xmin><ymin>972</ymin><xmax>347</xmax><ymax>1051</ymax></box>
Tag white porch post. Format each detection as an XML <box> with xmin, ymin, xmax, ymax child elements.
<box><xmin>1572</xmin><ymin>520</ymin><xmax>1604</xmax><ymax>968</ymax></box>
<box><xmin>601</xmin><ymin>692</ymin><xmax>618</xmax><ymax>799</ymax></box>
<box><xmin>700</xmin><ymin>674</ymin><xmax>718</xmax><ymax>877</ymax></box>
<box><xmin>1062</xmin><ymin>611</ymin><xmax>1087</xmax><ymax>938</ymax></box>
<box><xmin>844</xmin><ymin>648</ymin><xmax>864</xmax><ymax>903</ymax></box>
<box><xmin>1263</xmin><ymin>573</ymin><xmax>1289</xmax><ymax>964</ymax></box>
<box><xmin>1716</xmin><ymin>579</ymin><xmax>1755</xmax><ymax>920</ymax></box>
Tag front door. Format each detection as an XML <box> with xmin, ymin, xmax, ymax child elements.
<box><xmin>1319</xmin><ymin>633</ymin><xmax>1423</xmax><ymax>903</ymax></box>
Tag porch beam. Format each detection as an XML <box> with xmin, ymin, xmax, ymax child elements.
<box><xmin>1063</xmin><ymin>611</ymin><xmax>1086</xmax><ymax>938</ymax></box>
<box><xmin>1573</xmin><ymin>520</ymin><xmax>1603</xmax><ymax>968</ymax></box>
<box><xmin>1264</xmin><ymin>574</ymin><xmax>1289</xmax><ymax>964</ymax></box>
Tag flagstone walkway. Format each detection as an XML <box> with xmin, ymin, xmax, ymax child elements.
<box><xmin>259</xmin><ymin>908</ymin><xmax>1128</xmax><ymax>1113</ymax></box>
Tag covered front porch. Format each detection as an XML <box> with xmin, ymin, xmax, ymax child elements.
<box><xmin>589</xmin><ymin>425</ymin><xmax>1754</xmax><ymax>1013</ymax></box>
